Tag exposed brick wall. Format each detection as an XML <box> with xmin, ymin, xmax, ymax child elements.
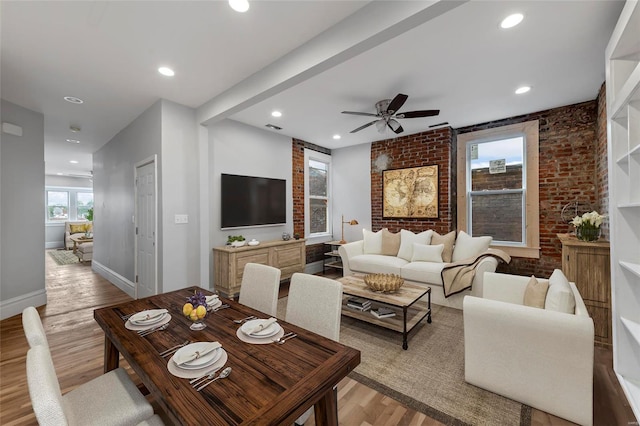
<box><xmin>457</xmin><ymin>100</ymin><xmax>598</xmax><ymax>277</ymax></box>
<box><xmin>291</xmin><ymin>139</ymin><xmax>331</xmax><ymax>265</ymax></box>
<box><xmin>595</xmin><ymin>82</ymin><xmax>609</xmax><ymax>239</ymax></box>
<box><xmin>370</xmin><ymin>127</ymin><xmax>454</xmax><ymax>234</ymax></box>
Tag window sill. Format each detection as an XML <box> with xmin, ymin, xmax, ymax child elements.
<box><xmin>305</xmin><ymin>234</ymin><xmax>333</xmax><ymax>246</ymax></box>
<box><xmin>491</xmin><ymin>244</ymin><xmax>540</xmax><ymax>259</ymax></box>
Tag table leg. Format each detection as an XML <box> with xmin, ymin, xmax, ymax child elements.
<box><xmin>314</xmin><ymin>387</ymin><xmax>338</xmax><ymax>426</ymax></box>
<box><xmin>402</xmin><ymin>306</ymin><xmax>408</xmax><ymax>350</ymax></box>
<box><xmin>427</xmin><ymin>289</ymin><xmax>432</xmax><ymax>323</ymax></box>
<box><xmin>72</xmin><ymin>240</ymin><xmax>78</xmax><ymax>253</ymax></box>
<box><xmin>104</xmin><ymin>335</ymin><xmax>119</xmax><ymax>373</ymax></box>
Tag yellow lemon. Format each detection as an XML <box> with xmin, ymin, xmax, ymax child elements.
<box><xmin>182</xmin><ymin>303</ymin><xmax>193</xmax><ymax>317</ymax></box>
<box><xmin>196</xmin><ymin>305</ymin><xmax>207</xmax><ymax>319</ymax></box>
<box><xmin>189</xmin><ymin>310</ymin><xmax>199</xmax><ymax>321</ymax></box>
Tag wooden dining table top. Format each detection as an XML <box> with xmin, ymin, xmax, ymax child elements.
<box><xmin>93</xmin><ymin>286</ymin><xmax>360</xmax><ymax>425</ymax></box>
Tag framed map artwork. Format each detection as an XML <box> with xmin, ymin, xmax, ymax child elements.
<box><xmin>383</xmin><ymin>165</ymin><xmax>439</xmax><ymax>218</ymax></box>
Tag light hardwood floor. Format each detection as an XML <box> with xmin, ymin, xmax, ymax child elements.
<box><xmin>0</xmin><ymin>252</ymin><xmax>636</xmax><ymax>425</ymax></box>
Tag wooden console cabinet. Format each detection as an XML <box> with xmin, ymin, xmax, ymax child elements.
<box><xmin>558</xmin><ymin>233</ymin><xmax>611</xmax><ymax>347</ymax></box>
<box><xmin>213</xmin><ymin>239</ymin><xmax>305</xmax><ymax>298</ymax></box>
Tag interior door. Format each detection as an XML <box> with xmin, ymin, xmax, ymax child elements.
<box><xmin>135</xmin><ymin>161</ymin><xmax>156</xmax><ymax>299</ymax></box>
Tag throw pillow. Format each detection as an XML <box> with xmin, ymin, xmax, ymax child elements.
<box><xmin>380</xmin><ymin>229</ymin><xmax>401</xmax><ymax>256</ymax></box>
<box><xmin>411</xmin><ymin>243</ymin><xmax>444</xmax><ymax>263</ymax></box>
<box><xmin>363</xmin><ymin>229</ymin><xmax>383</xmax><ymax>254</ymax></box>
<box><xmin>451</xmin><ymin>231</ymin><xmax>492</xmax><ymax>262</ymax></box>
<box><xmin>70</xmin><ymin>224</ymin><xmax>85</xmax><ymax>234</ymax></box>
<box><xmin>397</xmin><ymin>230</ymin><xmax>433</xmax><ymax>261</ymax></box>
<box><xmin>523</xmin><ymin>275</ymin><xmax>549</xmax><ymax>309</ymax></box>
<box><xmin>430</xmin><ymin>231</ymin><xmax>456</xmax><ymax>263</ymax></box>
<box><xmin>545</xmin><ymin>269</ymin><xmax>576</xmax><ymax>314</ymax></box>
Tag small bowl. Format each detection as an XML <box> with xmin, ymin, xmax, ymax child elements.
<box><xmin>248</xmin><ymin>240</ymin><xmax>260</xmax><ymax>246</ymax></box>
<box><xmin>231</xmin><ymin>241</ymin><xmax>246</xmax><ymax>247</ymax></box>
<box><xmin>364</xmin><ymin>273</ymin><xmax>405</xmax><ymax>293</ymax></box>
<box><xmin>187</xmin><ymin>308</ymin><xmax>208</xmax><ymax>331</ymax></box>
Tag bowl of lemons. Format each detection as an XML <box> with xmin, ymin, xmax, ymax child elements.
<box><xmin>183</xmin><ymin>291</ymin><xmax>208</xmax><ymax>331</ymax></box>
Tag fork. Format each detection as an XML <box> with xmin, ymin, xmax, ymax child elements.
<box><xmin>233</xmin><ymin>315</ymin><xmax>256</xmax><ymax>324</ymax></box>
<box><xmin>159</xmin><ymin>340</ymin><xmax>190</xmax><ymax>357</ymax></box>
<box><xmin>120</xmin><ymin>312</ymin><xmax>134</xmax><ymax>321</ymax></box>
<box><xmin>138</xmin><ymin>323</ymin><xmax>168</xmax><ymax>337</ymax></box>
<box><xmin>272</xmin><ymin>332</ymin><xmax>295</xmax><ymax>344</ymax></box>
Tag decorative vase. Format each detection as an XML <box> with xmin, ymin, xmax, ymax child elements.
<box><xmin>576</xmin><ymin>226</ymin><xmax>600</xmax><ymax>242</ymax></box>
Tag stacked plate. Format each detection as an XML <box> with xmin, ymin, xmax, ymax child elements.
<box><xmin>125</xmin><ymin>309</ymin><xmax>171</xmax><ymax>331</ymax></box>
<box><xmin>236</xmin><ymin>318</ymin><xmax>285</xmax><ymax>344</ymax></box>
<box><xmin>167</xmin><ymin>342</ymin><xmax>228</xmax><ymax>379</ymax></box>
<box><xmin>206</xmin><ymin>295</ymin><xmax>222</xmax><ymax>311</ymax></box>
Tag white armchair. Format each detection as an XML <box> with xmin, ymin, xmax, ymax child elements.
<box><xmin>463</xmin><ymin>271</ymin><xmax>594</xmax><ymax>426</ymax></box>
<box><xmin>64</xmin><ymin>221</ymin><xmax>92</xmax><ymax>250</ymax></box>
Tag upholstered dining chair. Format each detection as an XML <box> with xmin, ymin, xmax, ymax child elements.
<box><xmin>26</xmin><ymin>345</ymin><xmax>160</xmax><ymax>426</ymax></box>
<box><xmin>285</xmin><ymin>273</ymin><xmax>343</xmax><ymax>425</ymax></box>
<box><xmin>238</xmin><ymin>263</ymin><xmax>281</xmax><ymax>317</ymax></box>
<box><xmin>22</xmin><ymin>306</ymin><xmax>48</xmax><ymax>349</ymax></box>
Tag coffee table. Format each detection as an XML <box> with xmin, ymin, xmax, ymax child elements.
<box><xmin>70</xmin><ymin>234</ymin><xmax>93</xmax><ymax>253</ymax></box>
<box><xmin>338</xmin><ymin>275</ymin><xmax>431</xmax><ymax>350</ymax></box>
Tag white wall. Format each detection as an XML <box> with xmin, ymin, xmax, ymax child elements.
<box><xmin>93</xmin><ymin>101</ymin><xmax>162</xmax><ymax>295</ymax></box>
<box><xmin>160</xmin><ymin>100</ymin><xmax>200</xmax><ymax>292</ymax></box>
<box><xmin>207</xmin><ymin>119</ymin><xmax>293</xmax><ymax>287</ymax></box>
<box><xmin>331</xmin><ymin>143</ymin><xmax>371</xmax><ymax>243</ymax></box>
<box><xmin>0</xmin><ymin>100</ymin><xmax>46</xmax><ymax>319</ymax></box>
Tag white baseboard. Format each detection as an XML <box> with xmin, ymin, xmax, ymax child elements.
<box><xmin>0</xmin><ymin>289</ymin><xmax>47</xmax><ymax>320</ymax></box>
<box><xmin>304</xmin><ymin>260</ymin><xmax>324</xmax><ymax>275</ymax></box>
<box><xmin>45</xmin><ymin>241</ymin><xmax>64</xmax><ymax>249</ymax></box>
<box><xmin>91</xmin><ymin>260</ymin><xmax>135</xmax><ymax>298</ymax></box>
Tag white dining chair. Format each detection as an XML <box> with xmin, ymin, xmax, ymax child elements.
<box><xmin>285</xmin><ymin>273</ymin><xmax>343</xmax><ymax>425</ymax></box>
<box><xmin>22</xmin><ymin>306</ymin><xmax>49</xmax><ymax>349</ymax></box>
<box><xmin>26</xmin><ymin>345</ymin><xmax>158</xmax><ymax>426</ymax></box>
<box><xmin>238</xmin><ymin>263</ymin><xmax>281</xmax><ymax>317</ymax></box>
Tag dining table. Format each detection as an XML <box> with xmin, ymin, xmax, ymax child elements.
<box><xmin>93</xmin><ymin>286</ymin><xmax>360</xmax><ymax>425</ymax></box>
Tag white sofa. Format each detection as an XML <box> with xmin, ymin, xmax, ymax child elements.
<box><xmin>64</xmin><ymin>221</ymin><xmax>92</xmax><ymax>250</ymax></box>
<box><xmin>463</xmin><ymin>270</ymin><xmax>594</xmax><ymax>426</ymax></box>
<box><xmin>338</xmin><ymin>229</ymin><xmax>501</xmax><ymax>309</ymax></box>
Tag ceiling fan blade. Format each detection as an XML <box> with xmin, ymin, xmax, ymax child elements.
<box><xmin>350</xmin><ymin>120</ymin><xmax>378</xmax><ymax>133</ymax></box>
<box><xmin>386</xmin><ymin>93</ymin><xmax>408</xmax><ymax>114</ymax></box>
<box><xmin>388</xmin><ymin>120</ymin><xmax>404</xmax><ymax>134</ymax></box>
<box><xmin>341</xmin><ymin>111</ymin><xmax>379</xmax><ymax>117</ymax></box>
<box><xmin>396</xmin><ymin>109</ymin><xmax>440</xmax><ymax>119</ymax></box>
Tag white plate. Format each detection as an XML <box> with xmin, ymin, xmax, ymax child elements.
<box><xmin>173</xmin><ymin>342</ymin><xmax>222</xmax><ymax>369</ymax></box>
<box><xmin>125</xmin><ymin>314</ymin><xmax>172</xmax><ymax>331</ymax></box>
<box><xmin>207</xmin><ymin>299</ymin><xmax>222</xmax><ymax>310</ymax></box>
<box><xmin>129</xmin><ymin>309</ymin><xmax>168</xmax><ymax>326</ymax></box>
<box><xmin>241</xmin><ymin>319</ymin><xmax>281</xmax><ymax>338</ymax></box>
<box><xmin>167</xmin><ymin>350</ymin><xmax>228</xmax><ymax>379</ymax></box>
<box><xmin>236</xmin><ymin>327</ymin><xmax>285</xmax><ymax>345</ymax></box>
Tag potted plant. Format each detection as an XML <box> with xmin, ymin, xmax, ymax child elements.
<box><xmin>227</xmin><ymin>235</ymin><xmax>246</xmax><ymax>247</ymax></box>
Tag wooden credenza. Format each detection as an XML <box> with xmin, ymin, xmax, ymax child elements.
<box><xmin>213</xmin><ymin>239</ymin><xmax>305</xmax><ymax>298</ymax></box>
<box><xmin>558</xmin><ymin>233</ymin><xmax>611</xmax><ymax>347</ymax></box>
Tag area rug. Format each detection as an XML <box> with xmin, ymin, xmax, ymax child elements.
<box><xmin>277</xmin><ymin>299</ymin><xmax>531</xmax><ymax>425</ymax></box>
<box><xmin>48</xmin><ymin>250</ymin><xmax>79</xmax><ymax>265</ymax></box>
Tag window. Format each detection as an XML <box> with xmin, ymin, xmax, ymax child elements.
<box><xmin>47</xmin><ymin>191</ymin><xmax>69</xmax><ymax>221</ymax></box>
<box><xmin>304</xmin><ymin>149</ymin><xmax>331</xmax><ymax>241</ymax></box>
<box><xmin>45</xmin><ymin>187</ymin><xmax>94</xmax><ymax>223</ymax></box>
<box><xmin>457</xmin><ymin>120</ymin><xmax>540</xmax><ymax>258</ymax></box>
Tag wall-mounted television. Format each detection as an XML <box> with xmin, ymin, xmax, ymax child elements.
<box><xmin>220</xmin><ymin>173</ymin><xmax>286</xmax><ymax>229</ymax></box>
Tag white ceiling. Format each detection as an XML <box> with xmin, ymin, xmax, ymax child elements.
<box><xmin>1</xmin><ymin>1</ymin><xmax>624</xmax><ymax>178</ymax></box>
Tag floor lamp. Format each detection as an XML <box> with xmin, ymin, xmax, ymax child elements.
<box><xmin>340</xmin><ymin>215</ymin><xmax>359</xmax><ymax>244</ymax></box>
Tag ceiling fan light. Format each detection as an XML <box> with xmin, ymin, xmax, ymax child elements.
<box><xmin>375</xmin><ymin>120</ymin><xmax>387</xmax><ymax>133</ymax></box>
<box><xmin>388</xmin><ymin>119</ymin><xmax>401</xmax><ymax>132</ymax></box>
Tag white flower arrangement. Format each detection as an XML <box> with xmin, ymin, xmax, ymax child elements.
<box><xmin>570</xmin><ymin>211</ymin><xmax>606</xmax><ymax>228</ymax></box>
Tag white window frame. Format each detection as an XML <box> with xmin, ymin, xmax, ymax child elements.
<box><xmin>457</xmin><ymin>120</ymin><xmax>540</xmax><ymax>258</ymax></box>
<box><xmin>45</xmin><ymin>186</ymin><xmax>94</xmax><ymax>224</ymax></box>
<box><xmin>304</xmin><ymin>149</ymin><xmax>332</xmax><ymax>244</ymax></box>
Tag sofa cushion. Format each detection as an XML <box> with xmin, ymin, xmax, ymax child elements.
<box><xmin>523</xmin><ymin>275</ymin><xmax>549</xmax><ymax>309</ymax></box>
<box><xmin>452</xmin><ymin>231</ymin><xmax>492</xmax><ymax>262</ymax></box>
<box><xmin>401</xmin><ymin>262</ymin><xmax>445</xmax><ymax>285</ymax></box>
<box><xmin>545</xmin><ymin>269</ymin><xmax>576</xmax><ymax>314</ymax></box>
<box><xmin>363</xmin><ymin>229</ymin><xmax>383</xmax><ymax>254</ymax></box>
<box><xmin>411</xmin><ymin>243</ymin><xmax>444</xmax><ymax>263</ymax></box>
<box><xmin>398</xmin><ymin>230</ymin><xmax>433</xmax><ymax>261</ymax></box>
<box><xmin>70</xmin><ymin>224</ymin><xmax>87</xmax><ymax>234</ymax></box>
<box><xmin>349</xmin><ymin>254</ymin><xmax>408</xmax><ymax>275</ymax></box>
<box><xmin>380</xmin><ymin>229</ymin><xmax>401</xmax><ymax>256</ymax></box>
<box><xmin>431</xmin><ymin>231</ymin><xmax>456</xmax><ymax>263</ymax></box>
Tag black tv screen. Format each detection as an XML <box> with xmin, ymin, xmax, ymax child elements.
<box><xmin>221</xmin><ymin>173</ymin><xmax>286</xmax><ymax>229</ymax></box>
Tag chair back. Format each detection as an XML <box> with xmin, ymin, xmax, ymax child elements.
<box><xmin>26</xmin><ymin>345</ymin><xmax>68</xmax><ymax>425</ymax></box>
<box><xmin>285</xmin><ymin>273</ymin><xmax>343</xmax><ymax>341</ymax></box>
<box><xmin>239</xmin><ymin>263</ymin><xmax>281</xmax><ymax>317</ymax></box>
<box><xmin>22</xmin><ymin>306</ymin><xmax>49</xmax><ymax>349</ymax></box>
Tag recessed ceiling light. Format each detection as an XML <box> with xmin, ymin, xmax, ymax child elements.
<box><xmin>515</xmin><ymin>86</ymin><xmax>531</xmax><ymax>94</ymax></box>
<box><xmin>56</xmin><ymin>173</ymin><xmax>63</xmax><ymax>176</ymax></box>
<box><xmin>66</xmin><ymin>139</ymin><xmax>80</xmax><ymax>144</ymax></box>
<box><xmin>69</xmin><ymin>160</ymin><xmax>79</xmax><ymax>164</ymax></box>
<box><xmin>333</xmin><ymin>134</ymin><xmax>341</xmax><ymax>140</ymax></box>
<box><xmin>158</xmin><ymin>67</ymin><xmax>175</xmax><ymax>77</ymax></box>
<box><xmin>271</xmin><ymin>110</ymin><xmax>282</xmax><ymax>118</ymax></box>
<box><xmin>229</xmin><ymin>0</ymin><xmax>249</xmax><ymax>13</ymax></box>
<box><xmin>500</xmin><ymin>13</ymin><xmax>524</xmax><ymax>29</ymax></box>
<box><xmin>64</xmin><ymin>96</ymin><xmax>84</xmax><ymax>104</ymax></box>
